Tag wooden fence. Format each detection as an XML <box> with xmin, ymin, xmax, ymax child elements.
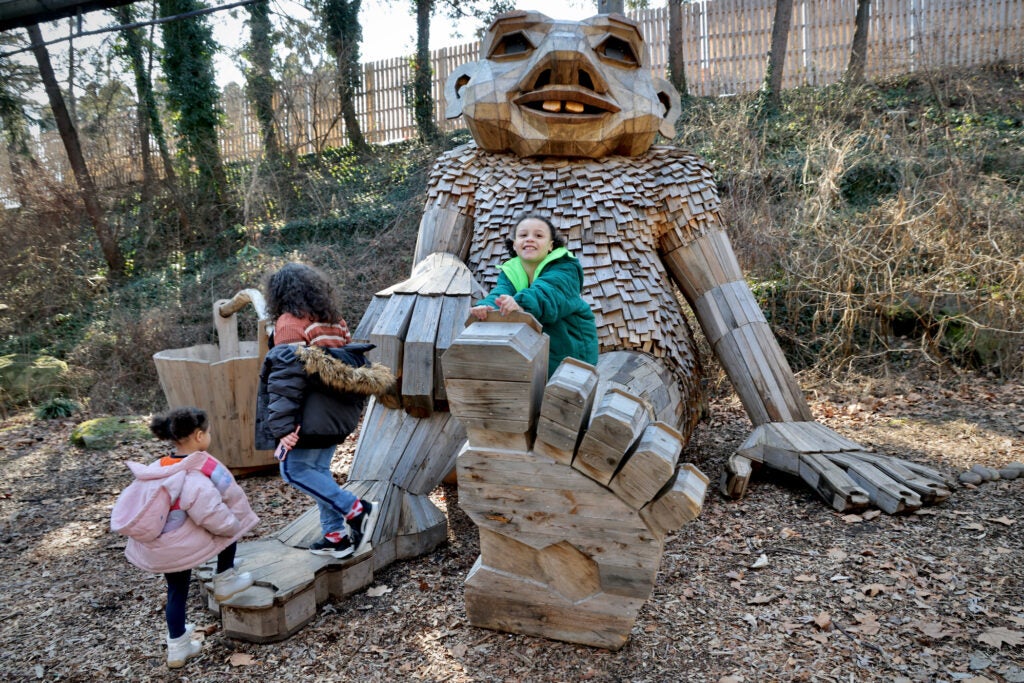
<box><xmin>2</xmin><ymin>0</ymin><xmax>1022</xmax><ymax>199</ymax></box>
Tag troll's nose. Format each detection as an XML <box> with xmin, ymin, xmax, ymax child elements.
<box><xmin>523</xmin><ymin>38</ymin><xmax>605</xmax><ymax>94</ymax></box>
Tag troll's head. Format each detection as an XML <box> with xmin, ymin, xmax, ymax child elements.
<box><xmin>445</xmin><ymin>11</ymin><xmax>680</xmax><ymax>158</ymax></box>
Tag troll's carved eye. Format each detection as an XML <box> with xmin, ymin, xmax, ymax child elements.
<box><xmin>491</xmin><ymin>32</ymin><xmax>533</xmax><ymax>58</ymax></box>
<box><xmin>596</xmin><ymin>36</ymin><xmax>639</xmax><ymax>66</ymax></box>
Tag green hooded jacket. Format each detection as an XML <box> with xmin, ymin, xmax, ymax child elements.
<box><xmin>476</xmin><ymin>247</ymin><xmax>599</xmax><ymax>376</ymax></box>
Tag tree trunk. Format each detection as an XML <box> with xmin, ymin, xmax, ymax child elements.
<box><xmin>413</xmin><ymin>0</ymin><xmax>440</xmax><ymax>144</ymax></box>
<box><xmin>668</xmin><ymin>0</ymin><xmax>688</xmax><ymax>98</ymax></box>
<box><xmin>27</xmin><ymin>23</ymin><xmax>124</xmax><ymax>278</ymax></box>
<box><xmin>321</xmin><ymin>0</ymin><xmax>369</xmax><ymax>154</ymax></box>
<box><xmin>66</xmin><ymin>18</ymin><xmax>77</xmax><ymax>122</ymax></box>
<box><xmin>844</xmin><ymin>0</ymin><xmax>871</xmax><ymax>86</ymax></box>
<box><xmin>4</xmin><ymin>137</ymin><xmax>30</xmax><ymax>209</ymax></box>
<box><xmin>757</xmin><ymin>0</ymin><xmax>795</xmax><ymax>116</ymax></box>
<box><xmin>0</xmin><ymin>83</ymin><xmax>35</xmax><ymax>209</ymax></box>
<box><xmin>598</xmin><ymin>0</ymin><xmax>624</xmax><ymax>14</ymax></box>
<box><xmin>159</xmin><ymin>0</ymin><xmax>232</xmax><ymax>227</ymax></box>
<box><xmin>245</xmin><ymin>0</ymin><xmax>282</xmax><ymax>162</ymax></box>
<box><xmin>113</xmin><ymin>6</ymin><xmax>155</xmax><ymax>204</ymax></box>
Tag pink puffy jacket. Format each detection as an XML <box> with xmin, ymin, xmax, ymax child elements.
<box><xmin>110</xmin><ymin>451</ymin><xmax>259</xmax><ymax>574</ymax></box>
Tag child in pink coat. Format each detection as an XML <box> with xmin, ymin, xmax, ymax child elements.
<box><xmin>110</xmin><ymin>407</ymin><xmax>259</xmax><ymax>668</ymax></box>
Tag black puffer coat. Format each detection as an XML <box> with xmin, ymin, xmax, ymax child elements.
<box><xmin>255</xmin><ymin>342</ymin><xmax>399</xmax><ymax>451</ymax></box>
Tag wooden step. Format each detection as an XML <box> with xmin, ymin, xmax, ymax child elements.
<box><xmin>197</xmin><ymin>539</ymin><xmax>374</xmax><ymax>643</ymax></box>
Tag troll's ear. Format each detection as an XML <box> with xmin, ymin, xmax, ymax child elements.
<box><xmin>445</xmin><ymin>63</ymin><xmax>479</xmax><ymax>119</ymax></box>
<box><xmin>653</xmin><ymin>76</ymin><xmax>682</xmax><ymax>139</ymax></box>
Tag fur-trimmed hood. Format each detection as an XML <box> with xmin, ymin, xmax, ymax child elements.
<box><xmin>294</xmin><ymin>344</ymin><xmax>401</xmax><ymax>410</ymax></box>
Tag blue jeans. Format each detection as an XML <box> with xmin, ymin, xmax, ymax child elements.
<box><xmin>279</xmin><ymin>446</ymin><xmax>358</xmax><ymax>536</ymax></box>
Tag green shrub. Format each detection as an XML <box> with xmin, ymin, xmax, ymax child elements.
<box><xmin>35</xmin><ymin>397</ymin><xmax>82</xmax><ymax>419</ymax></box>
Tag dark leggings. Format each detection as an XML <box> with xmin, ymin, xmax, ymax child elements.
<box><xmin>164</xmin><ymin>543</ymin><xmax>237</xmax><ymax>639</ymax></box>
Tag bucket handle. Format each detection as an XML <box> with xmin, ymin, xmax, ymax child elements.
<box><xmin>213</xmin><ymin>289</ymin><xmax>270</xmax><ymax>362</ymax></box>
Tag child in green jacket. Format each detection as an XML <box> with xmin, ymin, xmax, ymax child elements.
<box><xmin>470</xmin><ymin>214</ymin><xmax>599</xmax><ymax>376</ymax></box>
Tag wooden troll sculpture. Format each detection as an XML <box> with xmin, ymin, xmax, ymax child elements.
<box><xmin>283</xmin><ymin>10</ymin><xmax>952</xmax><ymax>649</ymax></box>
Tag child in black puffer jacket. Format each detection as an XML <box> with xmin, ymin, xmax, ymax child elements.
<box><xmin>255</xmin><ymin>262</ymin><xmax>398</xmax><ymax>559</ymax></box>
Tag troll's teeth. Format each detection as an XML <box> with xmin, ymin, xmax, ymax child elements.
<box><xmin>542</xmin><ymin>100</ymin><xmax>562</xmax><ymax>112</ymax></box>
<box><xmin>564</xmin><ymin>101</ymin><xmax>585</xmax><ymax>113</ymax></box>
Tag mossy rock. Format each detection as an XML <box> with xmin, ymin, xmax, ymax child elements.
<box><xmin>70</xmin><ymin>416</ymin><xmax>154</xmax><ymax>450</ymax></box>
<box><xmin>0</xmin><ymin>354</ymin><xmax>93</xmax><ymax>408</ymax></box>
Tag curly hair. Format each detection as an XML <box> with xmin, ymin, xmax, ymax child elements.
<box><xmin>265</xmin><ymin>262</ymin><xmax>342</xmax><ymax>323</ymax></box>
<box><xmin>150</xmin><ymin>406</ymin><xmax>208</xmax><ymax>442</ymax></box>
<box><xmin>504</xmin><ymin>213</ymin><xmax>566</xmax><ymax>259</ymax></box>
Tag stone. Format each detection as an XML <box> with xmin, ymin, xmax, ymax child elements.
<box><xmin>969</xmin><ymin>463</ymin><xmax>1000</xmax><ymax>481</ymax></box>
<box><xmin>958</xmin><ymin>471</ymin><xmax>984</xmax><ymax>485</ymax></box>
<box><xmin>70</xmin><ymin>416</ymin><xmax>153</xmax><ymax>450</ymax></box>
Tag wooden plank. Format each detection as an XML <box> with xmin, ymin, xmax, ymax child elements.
<box><xmin>355</xmin><ymin>296</ymin><xmax>397</xmax><ymax>343</ymax></box>
<box><xmin>457</xmin><ymin>447</ymin><xmax>661</xmax><ymax>551</ymax></box>
<box><xmin>213</xmin><ymin>299</ymin><xmax>240</xmax><ymax>361</ymax></box>
<box><xmin>762</xmin><ymin>444</ymin><xmax>802</xmax><ymax>476</ymax></box>
<box><xmin>347</xmin><ymin>398</ymin><xmax>419</xmax><ymax>481</ymax></box>
<box><xmin>825</xmin><ymin>452</ymin><xmax>922</xmax><ymax>514</ymax></box>
<box><xmin>433</xmin><ymin>295</ymin><xmax>470</xmax><ymax>401</ymax></box>
<box><xmin>574</xmin><ymin>389</ymin><xmax>651</xmax><ymax>485</ymax></box>
<box><xmin>641</xmin><ymin>463</ymin><xmax>709</xmax><ymax>534</ymax></box>
<box><xmin>442</xmin><ymin>319</ymin><xmax>549</xmax><ymax>383</ymax></box>
<box><xmin>536</xmin><ymin>358</ymin><xmax>599</xmax><ymax>464</ymax></box>
<box><xmin>608</xmin><ymin>422</ymin><xmax>682</xmax><ymax>510</ymax></box>
<box><xmin>798</xmin><ymin>452</ymin><xmax>871</xmax><ymax>512</ymax></box>
<box><xmin>368</xmin><ymin>293</ymin><xmax>417</xmax><ymax>373</ymax></box>
<box><xmin>393</xmin><ymin>409</ymin><xmax>466</xmax><ymax>494</ymax></box>
<box><xmin>445</xmin><ymin>378</ymin><xmax>538</xmax><ymax>427</ymax></box>
<box><xmin>464</xmin><ymin>560</ymin><xmax>640</xmax><ymax>651</ymax></box>
<box><xmin>711</xmin><ymin>331</ymin><xmax>773</xmax><ymax>426</ymax></box>
<box><xmin>842</xmin><ymin>451</ymin><xmax>951</xmax><ymax>505</ymax></box>
<box><xmin>719</xmin><ymin>453</ymin><xmax>753</xmax><ymax>499</ymax></box>
<box><xmin>401</xmin><ymin>295</ymin><xmax>445</xmax><ymax>417</ymax></box>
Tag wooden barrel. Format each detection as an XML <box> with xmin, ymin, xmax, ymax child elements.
<box><xmin>152</xmin><ymin>291</ymin><xmax>276</xmax><ymax>474</ymax></box>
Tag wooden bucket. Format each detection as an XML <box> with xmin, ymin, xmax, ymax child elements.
<box><xmin>153</xmin><ymin>289</ymin><xmax>276</xmax><ymax>474</ymax></box>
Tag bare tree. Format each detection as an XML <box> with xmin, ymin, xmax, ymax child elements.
<box><xmin>318</xmin><ymin>0</ymin><xmax>370</xmax><ymax>154</ymax></box>
<box><xmin>755</xmin><ymin>0</ymin><xmax>794</xmax><ymax>116</ymax></box>
<box><xmin>113</xmin><ymin>4</ymin><xmax>177</xmax><ymax>185</ymax></box>
<box><xmin>244</xmin><ymin>0</ymin><xmax>283</xmax><ymax>162</ymax></box>
<box><xmin>411</xmin><ymin>0</ymin><xmax>441</xmax><ymax>143</ymax></box>
<box><xmin>843</xmin><ymin>0</ymin><xmax>871</xmax><ymax>86</ymax></box>
<box><xmin>667</xmin><ymin>0</ymin><xmax>688</xmax><ymax>98</ymax></box>
<box><xmin>0</xmin><ymin>37</ymin><xmax>40</xmax><ymax>209</ymax></box>
<box><xmin>26</xmin><ymin>23</ymin><xmax>124</xmax><ymax>278</ymax></box>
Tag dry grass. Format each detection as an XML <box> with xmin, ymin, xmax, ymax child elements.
<box><xmin>1</xmin><ymin>67</ymin><xmax>1021</xmax><ymax>414</ymax></box>
<box><xmin>682</xmin><ymin>65</ymin><xmax>1024</xmax><ymax>380</ymax></box>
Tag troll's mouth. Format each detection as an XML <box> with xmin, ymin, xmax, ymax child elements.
<box><xmin>514</xmin><ymin>88</ymin><xmax>620</xmax><ymax>117</ymax></box>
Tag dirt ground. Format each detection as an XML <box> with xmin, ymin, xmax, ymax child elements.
<box><xmin>1</xmin><ymin>366</ymin><xmax>1022</xmax><ymax>683</ymax></box>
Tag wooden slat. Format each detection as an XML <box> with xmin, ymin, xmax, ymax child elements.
<box><xmin>798</xmin><ymin>452</ymin><xmax>871</xmax><ymax>512</ymax></box>
<box><xmin>641</xmin><ymin>463</ymin><xmax>710</xmax><ymax>534</ymax></box>
<box><xmin>608</xmin><ymin>422</ymin><xmax>682</xmax><ymax>510</ymax></box>
<box><xmin>535</xmin><ymin>358</ymin><xmax>599</xmax><ymax>465</ymax></box>
<box><xmin>719</xmin><ymin>453</ymin><xmax>754</xmax><ymax>499</ymax></box>
<box><xmin>401</xmin><ymin>295</ymin><xmax>444</xmax><ymax>417</ymax></box>
<box><xmin>434</xmin><ymin>295</ymin><xmax>470</xmax><ymax>402</ymax></box>
<box><xmin>368</xmin><ymin>293</ymin><xmax>417</xmax><ymax>374</ymax></box>
<box><xmin>825</xmin><ymin>452</ymin><xmax>922</xmax><ymax>514</ymax></box>
<box><xmin>574</xmin><ymin>389</ymin><xmax>651</xmax><ymax>486</ymax></box>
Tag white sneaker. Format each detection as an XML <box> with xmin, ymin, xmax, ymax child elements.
<box><xmin>166</xmin><ymin>625</ymin><xmax>202</xmax><ymax>669</ymax></box>
<box><xmin>213</xmin><ymin>567</ymin><xmax>254</xmax><ymax>601</ymax></box>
